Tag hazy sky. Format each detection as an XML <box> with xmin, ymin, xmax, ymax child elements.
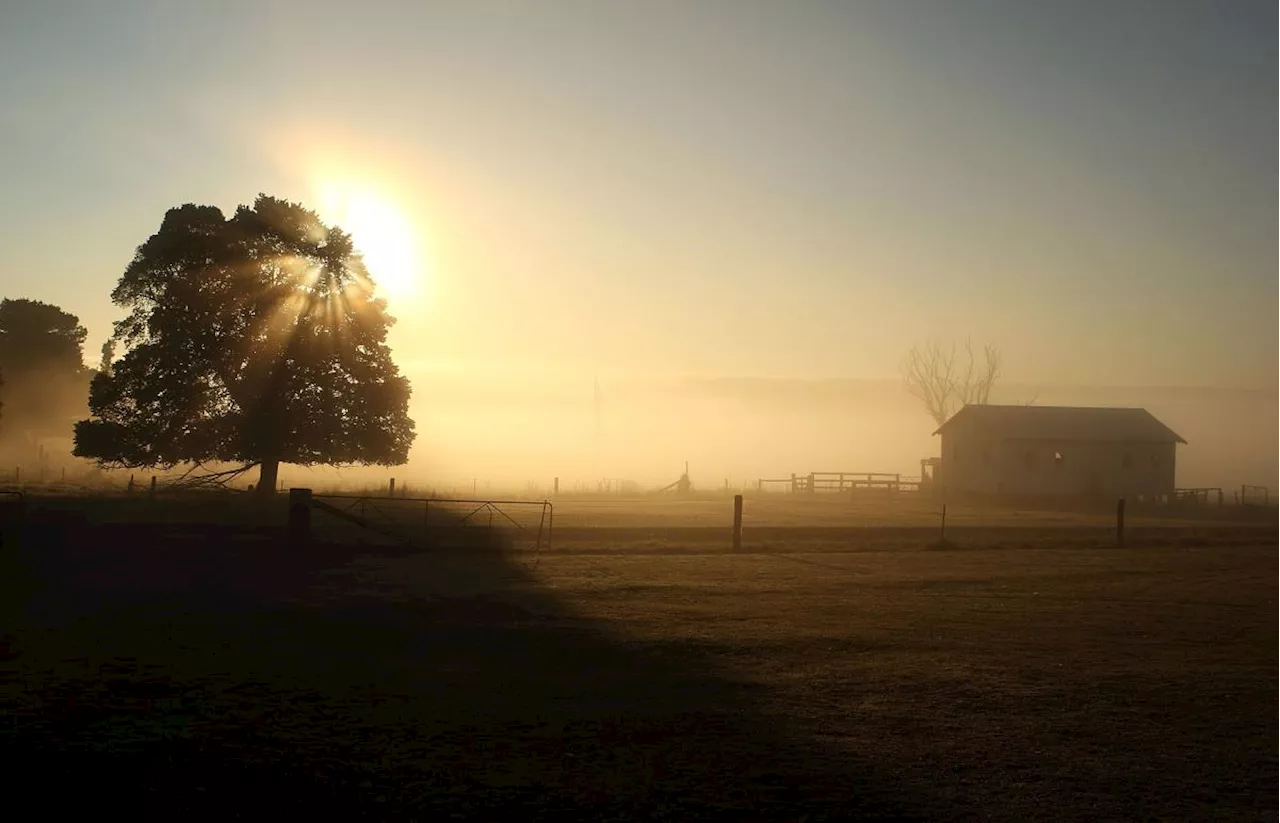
<box><xmin>2</xmin><ymin>0</ymin><xmax>1275</xmax><ymax>389</ymax></box>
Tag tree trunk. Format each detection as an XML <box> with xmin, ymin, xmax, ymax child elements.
<box><xmin>256</xmin><ymin>459</ymin><xmax>280</xmax><ymax>498</ymax></box>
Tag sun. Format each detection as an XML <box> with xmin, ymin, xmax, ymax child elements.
<box><xmin>315</xmin><ymin>182</ymin><xmax>423</xmax><ymax>300</ymax></box>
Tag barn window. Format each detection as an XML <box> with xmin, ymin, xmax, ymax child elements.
<box><xmin>1122</xmin><ymin>453</ymin><xmax>1133</xmax><ymax>470</ymax></box>
<box><xmin>1053</xmin><ymin>451</ymin><xmax>1064</xmax><ymax>469</ymax></box>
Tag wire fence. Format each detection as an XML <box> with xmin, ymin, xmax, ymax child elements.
<box><xmin>308</xmin><ymin>493</ymin><xmax>553</xmax><ymax>556</ymax></box>
<box><xmin>0</xmin><ymin>477</ymin><xmax>1272</xmax><ymax>557</ymax></box>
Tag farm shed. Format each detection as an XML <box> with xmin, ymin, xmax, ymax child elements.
<box><xmin>933</xmin><ymin>405</ymin><xmax>1185</xmax><ymax>499</ymax></box>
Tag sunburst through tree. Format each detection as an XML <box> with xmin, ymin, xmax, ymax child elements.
<box><xmin>74</xmin><ymin>194</ymin><xmax>415</xmax><ymax>496</ymax></box>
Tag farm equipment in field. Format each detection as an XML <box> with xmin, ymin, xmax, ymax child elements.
<box><xmin>656</xmin><ymin>462</ymin><xmax>693</xmax><ymax>495</ymax></box>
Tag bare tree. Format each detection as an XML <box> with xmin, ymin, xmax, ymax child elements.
<box><xmin>901</xmin><ymin>339</ymin><xmax>1002</xmax><ymax>426</ymax></box>
<box><xmin>902</xmin><ymin>340</ymin><xmax>956</xmax><ymax>427</ymax></box>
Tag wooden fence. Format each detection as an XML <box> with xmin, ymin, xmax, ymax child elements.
<box><xmin>757</xmin><ymin>472</ymin><xmax>921</xmax><ymax>494</ymax></box>
<box><xmin>1239</xmin><ymin>485</ymin><xmax>1270</xmax><ymax>507</ymax></box>
<box><xmin>1174</xmin><ymin>487</ymin><xmax>1224</xmax><ymax>506</ymax></box>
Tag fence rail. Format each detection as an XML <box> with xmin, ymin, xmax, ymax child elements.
<box><xmin>1174</xmin><ymin>487</ymin><xmax>1224</xmax><ymax>506</ymax></box>
<box><xmin>758</xmin><ymin>472</ymin><xmax>916</xmax><ymax>494</ymax></box>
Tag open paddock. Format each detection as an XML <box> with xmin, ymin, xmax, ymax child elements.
<box><xmin>0</xmin><ymin>495</ymin><xmax>1274</xmax><ymax>820</ymax></box>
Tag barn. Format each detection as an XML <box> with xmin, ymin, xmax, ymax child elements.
<box><xmin>933</xmin><ymin>405</ymin><xmax>1186</xmax><ymax>499</ymax></box>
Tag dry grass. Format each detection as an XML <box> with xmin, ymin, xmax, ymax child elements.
<box><xmin>0</xmin><ymin>499</ymin><xmax>1274</xmax><ymax>820</ymax></box>
<box><xmin>544</xmin><ymin>494</ymin><xmax>1215</xmax><ymax>528</ymax></box>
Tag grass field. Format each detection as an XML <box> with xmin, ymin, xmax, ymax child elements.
<box><xmin>0</xmin><ymin>496</ymin><xmax>1274</xmax><ymax>820</ymax></box>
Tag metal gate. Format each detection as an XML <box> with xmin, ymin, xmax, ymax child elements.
<box><xmin>308</xmin><ymin>493</ymin><xmax>553</xmax><ymax>554</ymax></box>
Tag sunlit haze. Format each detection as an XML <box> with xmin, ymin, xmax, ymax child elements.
<box><xmin>1</xmin><ymin>0</ymin><xmax>1274</xmax><ymax>490</ymax></box>
<box><xmin>314</xmin><ymin>177</ymin><xmax>424</xmax><ymax>301</ymax></box>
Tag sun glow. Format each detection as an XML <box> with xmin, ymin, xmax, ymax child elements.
<box><xmin>315</xmin><ymin>181</ymin><xmax>424</xmax><ymax>301</ymax></box>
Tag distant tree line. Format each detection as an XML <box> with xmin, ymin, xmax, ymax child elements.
<box><xmin>0</xmin><ymin>298</ymin><xmax>93</xmax><ymax>458</ymax></box>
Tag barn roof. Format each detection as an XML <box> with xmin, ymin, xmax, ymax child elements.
<box><xmin>933</xmin><ymin>405</ymin><xmax>1187</xmax><ymax>444</ymax></box>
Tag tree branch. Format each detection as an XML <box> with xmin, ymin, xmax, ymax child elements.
<box><xmin>166</xmin><ymin>462</ymin><xmax>260</xmax><ymax>491</ymax></box>
<box><xmin>902</xmin><ymin>339</ymin><xmax>1002</xmax><ymax>425</ymax></box>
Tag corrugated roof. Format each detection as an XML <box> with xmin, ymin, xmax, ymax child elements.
<box><xmin>933</xmin><ymin>405</ymin><xmax>1186</xmax><ymax>444</ymax></box>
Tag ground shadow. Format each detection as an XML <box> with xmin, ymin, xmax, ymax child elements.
<box><xmin>0</xmin><ymin>498</ymin><xmax>930</xmax><ymax>820</ymax></box>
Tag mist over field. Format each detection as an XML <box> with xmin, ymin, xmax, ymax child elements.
<box><xmin>1</xmin><ymin>3</ymin><xmax>1275</xmax><ymax>820</ymax></box>
<box><xmin>318</xmin><ymin>373</ymin><xmax>1276</xmax><ymax>494</ymax></box>
<box><xmin>14</xmin><ymin>369</ymin><xmax>1274</xmax><ymax>499</ymax></box>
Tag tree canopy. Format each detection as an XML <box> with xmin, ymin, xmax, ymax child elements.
<box><xmin>74</xmin><ymin>194</ymin><xmax>416</xmax><ymax>494</ymax></box>
<box><xmin>0</xmin><ymin>298</ymin><xmax>87</xmax><ymax>375</ymax></box>
<box><xmin>0</xmin><ymin>298</ymin><xmax>90</xmax><ymax>440</ymax></box>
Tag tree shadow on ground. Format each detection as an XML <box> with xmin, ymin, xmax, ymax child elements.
<box><xmin>0</xmin><ymin>503</ymin><xmax>933</xmax><ymax>820</ymax></box>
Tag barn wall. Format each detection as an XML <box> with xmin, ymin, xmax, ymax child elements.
<box><xmin>940</xmin><ymin>433</ymin><xmax>1178</xmax><ymax>497</ymax></box>
<box><xmin>939</xmin><ymin>429</ymin><xmax>1004</xmax><ymax>493</ymax></box>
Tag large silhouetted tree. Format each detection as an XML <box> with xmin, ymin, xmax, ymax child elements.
<box><xmin>74</xmin><ymin>194</ymin><xmax>415</xmax><ymax>495</ymax></box>
<box><xmin>0</xmin><ymin>298</ymin><xmax>90</xmax><ymax>442</ymax></box>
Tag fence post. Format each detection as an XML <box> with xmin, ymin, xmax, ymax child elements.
<box><xmin>1116</xmin><ymin>498</ymin><xmax>1126</xmax><ymax>547</ymax></box>
<box><xmin>389</xmin><ymin>477</ymin><xmax>395</xmax><ymax>497</ymax></box>
<box><xmin>790</xmin><ymin>473</ymin><xmax>796</xmax><ymax>493</ymax></box>
<box><xmin>289</xmin><ymin>488</ymin><xmax>312</xmax><ymax>546</ymax></box>
<box><xmin>149</xmin><ymin>476</ymin><xmax>157</xmax><ymax>500</ymax></box>
<box><xmin>940</xmin><ymin>504</ymin><xmax>947</xmax><ymax>543</ymax></box>
<box><xmin>554</xmin><ymin>477</ymin><xmax>559</xmax><ymax>495</ymax></box>
<box><xmin>732</xmin><ymin>494</ymin><xmax>743</xmax><ymax>551</ymax></box>
<box><xmin>128</xmin><ymin>474</ymin><xmax>134</xmax><ymax>494</ymax></box>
